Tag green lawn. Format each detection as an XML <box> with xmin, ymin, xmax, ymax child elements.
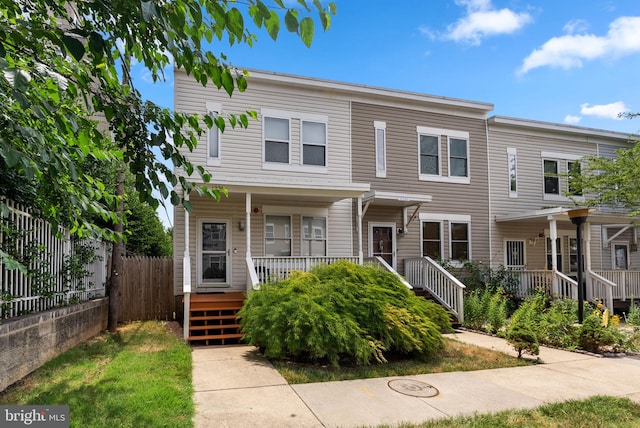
<box><xmin>0</xmin><ymin>321</ymin><xmax>193</xmax><ymax>428</ymax></box>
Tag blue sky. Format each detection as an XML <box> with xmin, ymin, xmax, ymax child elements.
<box><xmin>134</xmin><ymin>0</ymin><xmax>640</xmax><ymax>227</ymax></box>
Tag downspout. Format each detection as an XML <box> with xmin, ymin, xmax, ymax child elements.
<box><xmin>182</xmin><ymin>192</ymin><xmax>191</xmax><ymax>341</ymax></box>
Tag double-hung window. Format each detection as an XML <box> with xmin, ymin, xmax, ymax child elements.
<box><xmin>417</xmin><ymin>126</ymin><xmax>470</xmax><ymax>183</ymax></box>
<box><xmin>374</xmin><ymin>121</ymin><xmax>387</xmax><ymax>177</ymax></box>
<box><xmin>264</xmin><ymin>215</ymin><xmax>291</xmax><ymax>256</ymax></box>
<box><xmin>301</xmin><ymin>121</ymin><xmax>326</xmax><ymax>166</ymax></box>
<box><xmin>419</xmin><ymin>134</ymin><xmax>440</xmax><ymax>176</ymax></box>
<box><xmin>448</xmin><ymin>138</ymin><xmax>468</xmax><ymax>177</ymax></box>
<box><xmin>206</xmin><ymin>102</ymin><xmax>222</xmax><ymax>166</ymax></box>
<box><xmin>450</xmin><ymin>222</ymin><xmax>470</xmax><ymax>261</ymax></box>
<box><xmin>543</xmin><ymin>159</ymin><xmax>560</xmax><ymax>196</ymax></box>
<box><xmin>302</xmin><ymin>216</ymin><xmax>327</xmax><ymax>256</ymax></box>
<box><xmin>421</xmin><ymin>221</ymin><xmax>442</xmax><ymax>259</ymax></box>
<box><xmin>264</xmin><ymin>117</ymin><xmax>290</xmax><ymax>163</ymax></box>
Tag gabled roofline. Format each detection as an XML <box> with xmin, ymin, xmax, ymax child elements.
<box><xmin>488</xmin><ymin>115</ymin><xmax>638</xmax><ymax>141</ymax></box>
<box><xmin>241</xmin><ymin>68</ymin><xmax>494</xmax><ymax>114</ymax></box>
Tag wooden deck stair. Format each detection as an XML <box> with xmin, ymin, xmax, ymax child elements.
<box><xmin>412</xmin><ymin>287</ymin><xmax>461</xmax><ymax>328</ymax></box>
<box><xmin>188</xmin><ymin>293</ymin><xmax>245</xmax><ymax>345</ymax></box>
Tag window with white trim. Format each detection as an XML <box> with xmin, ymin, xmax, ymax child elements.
<box><xmin>417</xmin><ymin>126</ymin><xmax>470</xmax><ymax>183</ymax></box>
<box><xmin>206</xmin><ymin>102</ymin><xmax>222</xmax><ymax>166</ymax></box>
<box><xmin>302</xmin><ymin>216</ymin><xmax>327</xmax><ymax>256</ymax></box>
<box><xmin>374</xmin><ymin>121</ymin><xmax>386</xmax><ymax>177</ymax></box>
<box><xmin>448</xmin><ymin>138</ymin><xmax>468</xmax><ymax>177</ymax></box>
<box><xmin>507</xmin><ymin>148</ymin><xmax>517</xmax><ymax>198</ymax></box>
<box><xmin>264</xmin><ymin>215</ymin><xmax>291</xmax><ymax>256</ymax></box>
<box><xmin>301</xmin><ymin>121</ymin><xmax>326</xmax><ymax>166</ymax></box>
<box><xmin>421</xmin><ymin>221</ymin><xmax>442</xmax><ymax>259</ymax></box>
<box><xmin>568</xmin><ymin>161</ymin><xmax>582</xmax><ymax>196</ymax></box>
<box><xmin>505</xmin><ymin>240</ymin><xmax>525</xmax><ymax>269</ymax></box>
<box><xmin>264</xmin><ymin>117</ymin><xmax>290</xmax><ymax>163</ymax></box>
<box><xmin>419</xmin><ymin>134</ymin><xmax>440</xmax><ymax>175</ymax></box>
<box><xmin>543</xmin><ymin>159</ymin><xmax>559</xmax><ymax>195</ymax></box>
<box><xmin>450</xmin><ymin>222</ymin><xmax>470</xmax><ymax>260</ymax></box>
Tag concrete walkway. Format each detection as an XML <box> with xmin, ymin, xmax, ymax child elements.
<box><xmin>192</xmin><ymin>331</ymin><xmax>640</xmax><ymax>427</ymax></box>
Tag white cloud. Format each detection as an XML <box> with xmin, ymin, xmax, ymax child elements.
<box><xmin>564</xmin><ymin>115</ymin><xmax>582</xmax><ymax>124</ymax></box>
<box><xmin>519</xmin><ymin>16</ymin><xmax>640</xmax><ymax>74</ymax></box>
<box><xmin>443</xmin><ymin>0</ymin><xmax>532</xmax><ymax>45</ymax></box>
<box><xmin>563</xmin><ymin>19</ymin><xmax>589</xmax><ymax>34</ymax></box>
<box><xmin>580</xmin><ymin>101</ymin><xmax>629</xmax><ymax>119</ymax></box>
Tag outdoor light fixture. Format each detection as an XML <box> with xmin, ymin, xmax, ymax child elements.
<box><xmin>568</xmin><ymin>208</ymin><xmax>590</xmax><ymax>323</ymax></box>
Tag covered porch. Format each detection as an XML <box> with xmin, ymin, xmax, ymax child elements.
<box><xmin>496</xmin><ymin>207</ymin><xmax>640</xmax><ymax>313</ymax></box>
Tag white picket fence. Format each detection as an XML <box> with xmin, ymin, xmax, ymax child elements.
<box><xmin>1</xmin><ymin>199</ymin><xmax>109</xmax><ymax>319</ymax></box>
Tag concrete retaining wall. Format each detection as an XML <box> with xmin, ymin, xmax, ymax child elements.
<box><xmin>0</xmin><ymin>298</ymin><xmax>109</xmax><ymax>392</ymax></box>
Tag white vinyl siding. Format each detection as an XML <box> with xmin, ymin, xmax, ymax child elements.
<box><xmin>374</xmin><ymin>121</ymin><xmax>386</xmax><ymax>178</ymax></box>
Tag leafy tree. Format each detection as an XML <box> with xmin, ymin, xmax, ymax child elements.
<box><xmin>0</xmin><ymin>0</ymin><xmax>336</xmax><ymax>239</ymax></box>
<box><xmin>571</xmin><ymin>113</ymin><xmax>640</xmax><ymax>213</ymax></box>
<box><xmin>124</xmin><ymin>194</ymin><xmax>173</xmax><ymax>257</ymax></box>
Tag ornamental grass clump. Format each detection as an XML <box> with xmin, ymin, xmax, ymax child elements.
<box><xmin>239</xmin><ymin>260</ymin><xmax>452</xmax><ymax>367</ymax></box>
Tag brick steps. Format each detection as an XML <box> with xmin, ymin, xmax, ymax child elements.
<box><xmin>188</xmin><ymin>293</ymin><xmax>245</xmax><ymax>346</ymax></box>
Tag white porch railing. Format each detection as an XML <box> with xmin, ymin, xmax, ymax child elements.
<box><xmin>508</xmin><ymin>270</ymin><xmax>578</xmax><ymax>300</ymax></box>
<box><xmin>364</xmin><ymin>256</ymin><xmax>412</xmax><ymax>289</ymax></box>
<box><xmin>593</xmin><ymin>271</ymin><xmax>640</xmax><ymax>301</ymax></box>
<box><xmin>404</xmin><ymin>257</ymin><xmax>465</xmax><ymax>324</ymax></box>
<box><xmin>246</xmin><ymin>256</ymin><xmax>260</xmax><ymax>290</ymax></box>
<box><xmin>251</xmin><ymin>256</ymin><xmax>360</xmax><ymax>283</ymax></box>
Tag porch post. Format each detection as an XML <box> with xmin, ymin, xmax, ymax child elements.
<box><xmin>182</xmin><ymin>193</ymin><xmax>191</xmax><ymax>341</ymax></box>
<box><xmin>585</xmin><ymin>222</ymin><xmax>592</xmax><ymax>302</ymax></box>
<box><xmin>357</xmin><ymin>196</ymin><xmax>363</xmax><ymax>264</ymax></box>
<box><xmin>549</xmin><ymin>218</ymin><xmax>559</xmax><ymax>295</ymax></box>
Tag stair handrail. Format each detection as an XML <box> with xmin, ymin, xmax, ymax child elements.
<box><xmin>553</xmin><ymin>270</ymin><xmax>578</xmax><ymax>299</ymax></box>
<box><xmin>587</xmin><ymin>270</ymin><xmax>616</xmax><ymax>313</ymax></box>
<box><xmin>404</xmin><ymin>257</ymin><xmax>466</xmax><ymax>324</ymax></box>
<box><xmin>246</xmin><ymin>256</ymin><xmax>260</xmax><ymax>291</ymax></box>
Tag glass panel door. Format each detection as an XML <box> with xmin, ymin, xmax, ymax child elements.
<box><xmin>202</xmin><ymin>222</ymin><xmax>228</xmax><ymax>284</ymax></box>
<box><xmin>371</xmin><ymin>225</ymin><xmax>395</xmax><ymax>268</ymax></box>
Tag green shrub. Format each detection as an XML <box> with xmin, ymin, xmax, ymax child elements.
<box><xmin>487</xmin><ymin>290</ymin><xmax>508</xmax><ymax>334</ymax></box>
<box><xmin>239</xmin><ymin>261</ymin><xmax>452</xmax><ymax>367</ymax></box>
<box><xmin>506</xmin><ymin>323</ymin><xmax>539</xmax><ymax>358</ymax></box>
<box><xmin>505</xmin><ymin>291</ymin><xmax>546</xmax><ymax>357</ymax></box>
<box><xmin>539</xmin><ymin>298</ymin><xmax>579</xmax><ymax>349</ymax></box>
<box><xmin>625</xmin><ymin>299</ymin><xmax>640</xmax><ymax>328</ymax></box>
<box><xmin>576</xmin><ymin>314</ymin><xmax>622</xmax><ymax>353</ymax></box>
<box><xmin>463</xmin><ymin>288</ymin><xmax>507</xmax><ymax>334</ymax></box>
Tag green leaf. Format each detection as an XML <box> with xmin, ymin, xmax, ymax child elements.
<box><xmin>141</xmin><ymin>1</ymin><xmax>157</xmax><ymax>22</ymax></box>
<box><xmin>265</xmin><ymin>11</ymin><xmax>280</xmax><ymax>41</ymax></box>
<box><xmin>284</xmin><ymin>10</ymin><xmax>299</xmax><ymax>33</ymax></box>
<box><xmin>183</xmin><ymin>199</ymin><xmax>193</xmax><ymax>212</ymax></box>
<box><xmin>299</xmin><ymin>17</ymin><xmax>314</xmax><ymax>47</ymax></box>
<box><xmin>227</xmin><ymin>8</ymin><xmax>245</xmax><ymax>40</ymax></box>
<box><xmin>221</xmin><ymin>69</ymin><xmax>234</xmax><ymax>97</ymax></box>
<box><xmin>62</xmin><ymin>35</ymin><xmax>85</xmax><ymax>62</ymax></box>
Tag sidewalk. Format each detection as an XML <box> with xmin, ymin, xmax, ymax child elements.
<box><xmin>192</xmin><ymin>331</ymin><xmax>640</xmax><ymax>428</ymax></box>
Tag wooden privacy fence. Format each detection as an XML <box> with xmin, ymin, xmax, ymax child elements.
<box><xmin>118</xmin><ymin>256</ymin><xmax>175</xmax><ymax>322</ymax></box>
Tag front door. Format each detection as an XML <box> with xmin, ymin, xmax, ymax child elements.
<box><xmin>613</xmin><ymin>242</ymin><xmax>629</xmax><ymax>270</ymax></box>
<box><xmin>200</xmin><ymin>220</ymin><xmax>231</xmax><ymax>288</ymax></box>
<box><xmin>369</xmin><ymin>223</ymin><xmax>396</xmax><ymax>268</ymax></box>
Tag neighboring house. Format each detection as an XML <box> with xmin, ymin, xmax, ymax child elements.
<box><xmin>487</xmin><ymin>116</ymin><xmax>640</xmax><ymax>311</ymax></box>
<box><xmin>173</xmin><ymin>68</ymin><xmax>639</xmax><ymax>343</ymax></box>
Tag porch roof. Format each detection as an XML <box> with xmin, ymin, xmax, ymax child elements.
<box><xmin>495</xmin><ymin>207</ymin><xmax>640</xmax><ymax>226</ymax></box>
<box><xmin>362</xmin><ymin>190</ymin><xmax>432</xmax><ymax>207</ymax></box>
<box><xmin>211</xmin><ymin>179</ymin><xmax>370</xmax><ymax>202</ymax></box>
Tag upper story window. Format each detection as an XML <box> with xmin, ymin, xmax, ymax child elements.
<box><xmin>374</xmin><ymin>121</ymin><xmax>387</xmax><ymax>178</ymax></box>
<box><xmin>206</xmin><ymin>101</ymin><xmax>222</xmax><ymax>166</ymax></box>
<box><xmin>301</xmin><ymin>121</ymin><xmax>326</xmax><ymax>166</ymax></box>
<box><xmin>541</xmin><ymin>151</ymin><xmax>584</xmax><ymax>201</ymax></box>
<box><xmin>543</xmin><ymin>159</ymin><xmax>559</xmax><ymax>195</ymax></box>
<box><xmin>264</xmin><ymin>117</ymin><xmax>290</xmax><ymax>163</ymax></box>
<box><xmin>262</xmin><ymin>108</ymin><xmax>329</xmax><ymax>172</ymax></box>
<box><xmin>507</xmin><ymin>148</ymin><xmax>517</xmax><ymax>198</ymax></box>
<box><xmin>417</xmin><ymin>126</ymin><xmax>470</xmax><ymax>184</ymax></box>
<box><xmin>448</xmin><ymin>138</ymin><xmax>468</xmax><ymax>177</ymax></box>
